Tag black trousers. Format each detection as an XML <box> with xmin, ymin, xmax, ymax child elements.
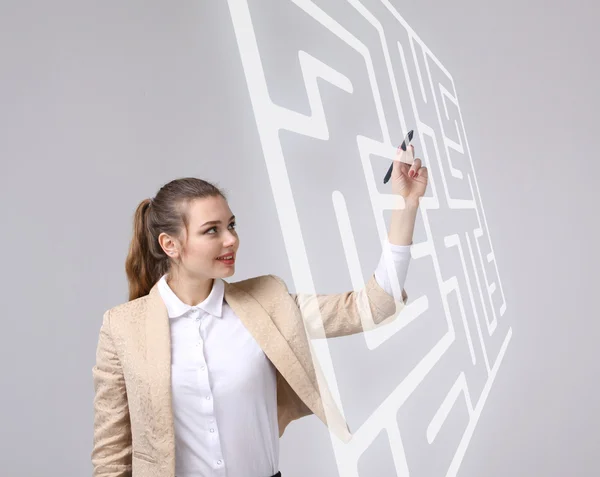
<box><xmin>270</xmin><ymin>472</ymin><xmax>281</xmax><ymax>477</ymax></box>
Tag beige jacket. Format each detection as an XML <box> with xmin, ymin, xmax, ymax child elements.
<box><xmin>92</xmin><ymin>273</ymin><xmax>407</xmax><ymax>477</ymax></box>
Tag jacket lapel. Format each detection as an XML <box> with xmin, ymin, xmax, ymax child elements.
<box><xmin>223</xmin><ymin>279</ymin><xmax>352</xmax><ymax>442</ymax></box>
<box><xmin>144</xmin><ymin>283</ymin><xmax>176</xmax><ymax>455</ymax></box>
<box><xmin>222</xmin><ymin>280</ymin><xmax>322</xmax><ymax>413</ymax></box>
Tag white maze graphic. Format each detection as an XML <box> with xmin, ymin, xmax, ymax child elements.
<box><xmin>228</xmin><ymin>1</ymin><xmax>510</xmax><ymax>476</ymax></box>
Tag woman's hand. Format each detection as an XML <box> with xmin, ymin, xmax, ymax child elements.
<box><xmin>390</xmin><ymin>144</ymin><xmax>428</xmax><ymax>202</ymax></box>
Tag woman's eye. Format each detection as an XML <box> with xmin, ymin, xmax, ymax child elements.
<box><xmin>205</xmin><ymin>222</ymin><xmax>236</xmax><ymax>234</ymax></box>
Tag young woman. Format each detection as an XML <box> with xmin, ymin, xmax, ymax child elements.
<box><xmin>92</xmin><ymin>147</ymin><xmax>427</xmax><ymax>477</ymax></box>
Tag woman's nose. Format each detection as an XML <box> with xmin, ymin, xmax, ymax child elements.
<box><xmin>224</xmin><ymin>231</ymin><xmax>237</xmax><ymax>246</ymax></box>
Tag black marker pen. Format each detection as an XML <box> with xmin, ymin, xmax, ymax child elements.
<box><xmin>383</xmin><ymin>129</ymin><xmax>414</xmax><ymax>184</ymax></box>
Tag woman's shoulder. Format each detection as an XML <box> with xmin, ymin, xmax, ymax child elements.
<box><xmin>227</xmin><ymin>274</ymin><xmax>289</xmax><ymax>294</ymax></box>
<box><xmin>103</xmin><ymin>294</ymin><xmax>151</xmax><ymax>325</ymax></box>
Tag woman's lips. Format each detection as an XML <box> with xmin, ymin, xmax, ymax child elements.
<box><xmin>216</xmin><ymin>256</ymin><xmax>235</xmax><ymax>265</ymax></box>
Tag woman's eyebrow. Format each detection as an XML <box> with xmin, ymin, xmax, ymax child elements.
<box><xmin>200</xmin><ymin>215</ymin><xmax>235</xmax><ymax>227</ymax></box>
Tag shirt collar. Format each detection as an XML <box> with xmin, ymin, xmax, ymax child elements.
<box><xmin>157</xmin><ymin>274</ymin><xmax>224</xmax><ymax>319</ymax></box>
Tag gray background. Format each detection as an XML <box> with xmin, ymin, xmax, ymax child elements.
<box><xmin>1</xmin><ymin>0</ymin><xmax>598</xmax><ymax>476</ymax></box>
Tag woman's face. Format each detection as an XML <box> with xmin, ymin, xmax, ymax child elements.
<box><xmin>169</xmin><ymin>195</ymin><xmax>239</xmax><ymax>279</ymax></box>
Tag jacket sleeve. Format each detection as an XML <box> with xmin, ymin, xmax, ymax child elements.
<box><xmin>270</xmin><ymin>273</ymin><xmax>408</xmax><ymax>339</ymax></box>
<box><xmin>91</xmin><ymin>310</ymin><xmax>132</xmax><ymax>477</ymax></box>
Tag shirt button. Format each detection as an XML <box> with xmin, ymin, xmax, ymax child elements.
<box><xmin>210</xmin><ymin>428</ymin><xmax>215</xmax><ymax>433</ymax></box>
<box><xmin>217</xmin><ymin>460</ymin><xmax>222</xmax><ymax>465</ymax></box>
<box><xmin>201</xmin><ymin>365</ymin><xmax>206</xmax><ymax>370</ymax></box>
<box><xmin>206</xmin><ymin>395</ymin><xmax>211</xmax><ymax>400</ymax></box>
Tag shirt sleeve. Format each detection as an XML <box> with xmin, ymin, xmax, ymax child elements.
<box><xmin>373</xmin><ymin>240</ymin><xmax>412</xmax><ymax>297</ymax></box>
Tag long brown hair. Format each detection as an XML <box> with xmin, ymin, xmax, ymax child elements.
<box><xmin>125</xmin><ymin>177</ymin><xmax>227</xmax><ymax>301</ymax></box>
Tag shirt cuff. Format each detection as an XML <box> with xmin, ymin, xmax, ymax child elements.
<box><xmin>386</xmin><ymin>239</ymin><xmax>412</xmax><ymax>256</ymax></box>
<box><xmin>373</xmin><ymin>239</ymin><xmax>412</xmax><ymax>298</ymax></box>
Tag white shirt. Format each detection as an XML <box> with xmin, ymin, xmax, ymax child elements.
<box><xmin>157</xmin><ymin>241</ymin><xmax>411</xmax><ymax>477</ymax></box>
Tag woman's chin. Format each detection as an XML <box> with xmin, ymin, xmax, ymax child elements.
<box><xmin>216</xmin><ymin>265</ymin><xmax>235</xmax><ymax>277</ymax></box>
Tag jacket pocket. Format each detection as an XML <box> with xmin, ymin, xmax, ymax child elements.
<box><xmin>133</xmin><ymin>450</ymin><xmax>157</xmax><ymax>464</ymax></box>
